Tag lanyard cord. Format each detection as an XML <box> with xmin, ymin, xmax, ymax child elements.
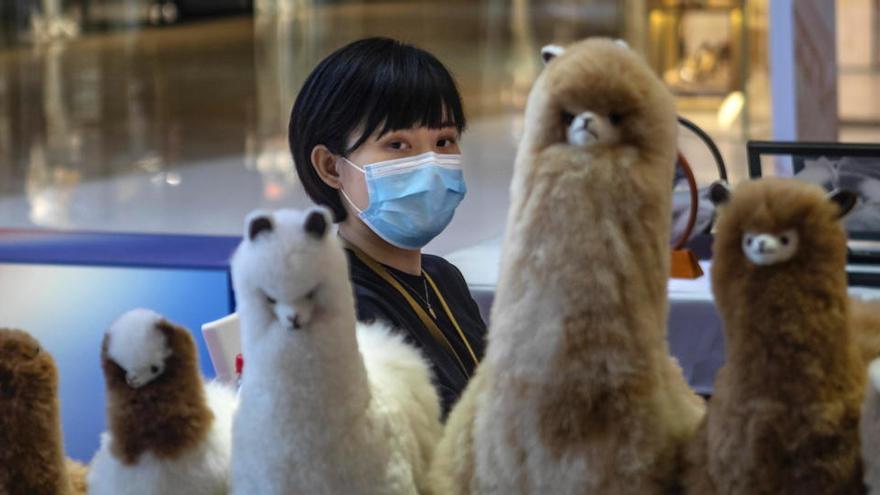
<box><xmin>342</xmin><ymin>238</ymin><xmax>474</xmax><ymax>376</ymax></box>
<box><xmin>423</xmin><ymin>271</ymin><xmax>479</xmax><ymax>366</ymax></box>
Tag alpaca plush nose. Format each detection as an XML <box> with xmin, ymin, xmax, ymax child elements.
<box><xmin>577</xmin><ymin>114</ymin><xmax>593</xmax><ymax>130</ymax></box>
<box><xmin>756</xmin><ymin>236</ymin><xmax>779</xmax><ymax>254</ymax></box>
<box><xmin>288</xmin><ymin>315</ymin><xmax>301</xmax><ymax>329</ymax></box>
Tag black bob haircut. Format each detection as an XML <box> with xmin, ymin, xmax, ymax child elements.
<box><xmin>289</xmin><ymin>37</ymin><xmax>467</xmax><ymax>222</ymax></box>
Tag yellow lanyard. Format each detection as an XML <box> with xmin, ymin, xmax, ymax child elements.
<box><xmin>343</xmin><ymin>240</ymin><xmax>479</xmax><ymax>374</ymax></box>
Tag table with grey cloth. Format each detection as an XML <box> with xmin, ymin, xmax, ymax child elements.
<box><xmin>449</xmin><ymin>240</ymin><xmax>880</xmax><ymax>396</ymax></box>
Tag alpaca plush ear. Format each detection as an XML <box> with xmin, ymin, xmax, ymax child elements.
<box><xmin>828</xmin><ymin>189</ymin><xmax>858</xmax><ymax>218</ymax></box>
<box><xmin>541</xmin><ymin>44</ymin><xmax>565</xmax><ymax>65</ymax></box>
<box><xmin>303</xmin><ymin>207</ymin><xmax>331</xmax><ymax>239</ymax></box>
<box><xmin>708</xmin><ymin>181</ymin><xmax>733</xmax><ymax>206</ymax></box>
<box><xmin>246</xmin><ymin>211</ymin><xmax>274</xmax><ymax>241</ymax></box>
<box><xmin>614</xmin><ymin>39</ymin><xmax>629</xmax><ymax>49</ymax></box>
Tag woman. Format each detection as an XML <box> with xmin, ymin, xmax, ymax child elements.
<box><xmin>289</xmin><ymin>37</ymin><xmax>486</xmax><ymax>416</ymax></box>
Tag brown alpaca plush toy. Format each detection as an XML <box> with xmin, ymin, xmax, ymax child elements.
<box><xmin>853</xmin><ymin>298</ymin><xmax>880</xmax><ymax>366</ymax></box>
<box><xmin>429</xmin><ymin>38</ymin><xmax>705</xmax><ymax>494</ymax></box>
<box><xmin>87</xmin><ymin>309</ymin><xmax>237</xmax><ymax>495</ymax></box>
<box><xmin>863</xmin><ymin>357</ymin><xmax>880</xmax><ymax>494</ymax></box>
<box><xmin>0</xmin><ymin>328</ymin><xmax>88</xmax><ymax>495</ymax></box>
<box><xmin>684</xmin><ymin>178</ymin><xmax>865</xmax><ymax>495</ymax></box>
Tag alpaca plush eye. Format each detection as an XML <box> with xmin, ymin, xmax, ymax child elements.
<box><xmin>150</xmin><ymin>365</ymin><xmax>159</xmax><ymax>374</ymax></box>
<box><xmin>265</xmin><ymin>294</ymin><xmax>277</xmax><ymax>305</ymax></box>
<box><xmin>780</xmin><ymin>235</ymin><xmax>789</xmax><ymax>246</ymax></box>
<box><xmin>562</xmin><ymin>111</ymin><xmax>575</xmax><ymax>126</ymax></box>
<box><xmin>609</xmin><ymin>113</ymin><xmax>623</xmax><ymax>125</ymax></box>
<box><xmin>746</xmin><ymin>236</ymin><xmax>753</xmax><ymax>247</ymax></box>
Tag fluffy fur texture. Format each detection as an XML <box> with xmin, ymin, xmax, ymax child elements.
<box><xmin>853</xmin><ymin>298</ymin><xmax>880</xmax><ymax>366</ymax></box>
<box><xmin>88</xmin><ymin>310</ymin><xmax>237</xmax><ymax>495</ymax></box>
<box><xmin>864</xmin><ymin>358</ymin><xmax>880</xmax><ymax>493</ymax></box>
<box><xmin>0</xmin><ymin>328</ymin><xmax>87</xmax><ymax>495</ymax></box>
<box><xmin>685</xmin><ymin>179</ymin><xmax>866</xmax><ymax>494</ymax></box>
<box><xmin>230</xmin><ymin>207</ymin><xmax>442</xmax><ymax>495</ymax></box>
<box><xmin>429</xmin><ymin>38</ymin><xmax>705</xmax><ymax>494</ymax></box>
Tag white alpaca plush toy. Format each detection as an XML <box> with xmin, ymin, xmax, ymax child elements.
<box><xmin>230</xmin><ymin>207</ymin><xmax>442</xmax><ymax>495</ymax></box>
<box><xmin>88</xmin><ymin>309</ymin><xmax>238</xmax><ymax>495</ymax></box>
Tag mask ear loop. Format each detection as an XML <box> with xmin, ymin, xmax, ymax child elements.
<box><xmin>338</xmin><ymin>156</ymin><xmax>366</xmax><ymax>214</ymax></box>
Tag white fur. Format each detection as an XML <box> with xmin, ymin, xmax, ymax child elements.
<box><xmin>230</xmin><ymin>207</ymin><xmax>442</xmax><ymax>495</ymax></box>
<box><xmin>870</xmin><ymin>359</ymin><xmax>880</xmax><ymax>393</ymax></box>
<box><xmin>541</xmin><ymin>44</ymin><xmax>565</xmax><ymax>64</ymax></box>
<box><xmin>106</xmin><ymin>308</ymin><xmax>172</xmax><ymax>388</ymax></box>
<box><xmin>742</xmin><ymin>229</ymin><xmax>799</xmax><ymax>266</ymax></box>
<box><xmin>566</xmin><ymin>111</ymin><xmax>619</xmax><ymax>148</ymax></box>
<box><xmin>88</xmin><ymin>381</ymin><xmax>238</xmax><ymax>495</ymax></box>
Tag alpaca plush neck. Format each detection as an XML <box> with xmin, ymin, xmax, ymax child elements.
<box><xmin>103</xmin><ymin>327</ymin><xmax>213</xmax><ymax>465</ymax></box>
<box><xmin>488</xmin><ymin>115</ymin><xmax>676</xmax><ymax>451</ymax></box>
<box><xmin>716</xmin><ymin>262</ymin><xmax>855</xmax><ymax>400</ymax></box>
<box><xmin>238</xmin><ymin>263</ymin><xmax>372</xmax><ymax>436</ymax></box>
<box><xmin>0</xmin><ymin>393</ymin><xmax>73</xmax><ymax>495</ymax></box>
<box><xmin>0</xmin><ymin>331</ymin><xmax>74</xmax><ymax>495</ymax></box>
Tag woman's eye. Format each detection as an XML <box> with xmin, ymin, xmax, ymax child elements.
<box><xmin>562</xmin><ymin>112</ymin><xmax>575</xmax><ymax>126</ymax></box>
<box><xmin>609</xmin><ymin>113</ymin><xmax>623</xmax><ymax>125</ymax></box>
<box><xmin>437</xmin><ymin>138</ymin><xmax>456</xmax><ymax>147</ymax></box>
<box><xmin>388</xmin><ymin>140</ymin><xmax>410</xmax><ymax>151</ymax></box>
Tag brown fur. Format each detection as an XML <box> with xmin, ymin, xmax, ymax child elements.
<box><xmin>0</xmin><ymin>328</ymin><xmax>86</xmax><ymax>495</ymax></box>
<box><xmin>863</xmin><ymin>358</ymin><xmax>880</xmax><ymax>493</ymax></box>
<box><xmin>101</xmin><ymin>320</ymin><xmax>213</xmax><ymax>464</ymax></box>
<box><xmin>684</xmin><ymin>178</ymin><xmax>866</xmax><ymax>494</ymax></box>
<box><xmin>853</xmin><ymin>298</ymin><xmax>880</xmax><ymax>366</ymax></box>
<box><xmin>430</xmin><ymin>38</ymin><xmax>704</xmax><ymax>494</ymax></box>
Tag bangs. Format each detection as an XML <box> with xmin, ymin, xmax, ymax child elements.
<box><xmin>345</xmin><ymin>44</ymin><xmax>467</xmax><ymax>153</ymax></box>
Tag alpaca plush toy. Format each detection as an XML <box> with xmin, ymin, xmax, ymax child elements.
<box><xmin>87</xmin><ymin>309</ymin><xmax>238</xmax><ymax>495</ymax></box>
<box><xmin>0</xmin><ymin>328</ymin><xmax>88</xmax><ymax>495</ymax></box>
<box><xmin>230</xmin><ymin>207</ymin><xmax>442</xmax><ymax>495</ymax></box>
<box><xmin>429</xmin><ymin>38</ymin><xmax>705</xmax><ymax>494</ymax></box>
<box><xmin>684</xmin><ymin>178</ymin><xmax>865</xmax><ymax>494</ymax></box>
<box><xmin>864</xmin><ymin>359</ymin><xmax>880</xmax><ymax>494</ymax></box>
<box><xmin>853</xmin><ymin>298</ymin><xmax>880</xmax><ymax>366</ymax></box>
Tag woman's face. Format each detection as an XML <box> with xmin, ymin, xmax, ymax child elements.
<box><xmin>338</xmin><ymin>125</ymin><xmax>461</xmax><ymax>213</ymax></box>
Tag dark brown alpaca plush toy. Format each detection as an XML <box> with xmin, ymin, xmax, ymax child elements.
<box><xmin>0</xmin><ymin>328</ymin><xmax>87</xmax><ymax>495</ymax></box>
<box><xmin>685</xmin><ymin>178</ymin><xmax>865</xmax><ymax>495</ymax></box>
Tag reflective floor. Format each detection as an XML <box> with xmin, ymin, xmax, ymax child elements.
<box><xmin>0</xmin><ymin>1</ymin><xmax>877</xmax><ymax>255</ymax></box>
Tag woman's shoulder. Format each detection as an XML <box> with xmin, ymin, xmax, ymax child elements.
<box><xmin>420</xmin><ymin>254</ymin><xmax>467</xmax><ymax>284</ymax></box>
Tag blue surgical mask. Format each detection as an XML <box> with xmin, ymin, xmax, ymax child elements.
<box><xmin>339</xmin><ymin>151</ymin><xmax>467</xmax><ymax>249</ymax></box>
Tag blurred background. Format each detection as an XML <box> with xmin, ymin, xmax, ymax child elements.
<box><xmin>0</xmin><ymin>0</ymin><xmax>877</xmax><ymax>255</ymax></box>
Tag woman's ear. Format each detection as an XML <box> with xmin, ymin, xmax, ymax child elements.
<box><xmin>311</xmin><ymin>145</ymin><xmax>341</xmax><ymax>190</ymax></box>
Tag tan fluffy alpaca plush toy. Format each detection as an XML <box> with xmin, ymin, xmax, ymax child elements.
<box><xmin>684</xmin><ymin>178</ymin><xmax>865</xmax><ymax>495</ymax></box>
<box><xmin>0</xmin><ymin>328</ymin><xmax>88</xmax><ymax>495</ymax></box>
<box><xmin>429</xmin><ymin>38</ymin><xmax>705</xmax><ymax>494</ymax></box>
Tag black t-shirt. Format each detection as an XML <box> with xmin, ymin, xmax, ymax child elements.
<box><xmin>345</xmin><ymin>248</ymin><xmax>487</xmax><ymax>417</ymax></box>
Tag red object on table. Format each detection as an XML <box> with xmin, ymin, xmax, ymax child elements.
<box><xmin>235</xmin><ymin>353</ymin><xmax>244</xmax><ymax>375</ymax></box>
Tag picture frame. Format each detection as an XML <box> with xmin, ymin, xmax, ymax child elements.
<box><xmin>746</xmin><ymin>140</ymin><xmax>880</xmax><ymax>264</ymax></box>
